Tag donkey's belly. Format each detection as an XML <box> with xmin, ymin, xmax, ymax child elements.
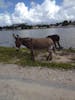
<box><xmin>33</xmin><ymin>44</ymin><xmax>49</xmax><ymax>49</ymax></box>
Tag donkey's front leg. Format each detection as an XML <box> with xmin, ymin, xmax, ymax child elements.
<box><xmin>30</xmin><ymin>49</ymin><xmax>35</xmax><ymax>61</ymax></box>
<box><xmin>46</xmin><ymin>51</ymin><xmax>52</xmax><ymax>61</ymax></box>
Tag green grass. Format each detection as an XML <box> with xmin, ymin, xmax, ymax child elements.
<box><xmin>64</xmin><ymin>48</ymin><xmax>75</xmax><ymax>53</ymax></box>
<box><xmin>0</xmin><ymin>46</ymin><xmax>75</xmax><ymax>69</ymax></box>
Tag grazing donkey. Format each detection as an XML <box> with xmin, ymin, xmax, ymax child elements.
<box><xmin>13</xmin><ymin>34</ymin><xmax>55</xmax><ymax>61</ymax></box>
<box><xmin>46</xmin><ymin>34</ymin><xmax>63</xmax><ymax>50</ymax></box>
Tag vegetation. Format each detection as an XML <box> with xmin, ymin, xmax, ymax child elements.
<box><xmin>0</xmin><ymin>20</ymin><xmax>75</xmax><ymax>30</ymax></box>
<box><xmin>0</xmin><ymin>47</ymin><xmax>75</xmax><ymax>69</ymax></box>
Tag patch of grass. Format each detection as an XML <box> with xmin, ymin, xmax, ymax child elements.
<box><xmin>0</xmin><ymin>47</ymin><xmax>27</xmax><ymax>63</ymax></box>
<box><xmin>0</xmin><ymin>46</ymin><xmax>75</xmax><ymax>69</ymax></box>
<box><xmin>64</xmin><ymin>48</ymin><xmax>75</xmax><ymax>53</ymax></box>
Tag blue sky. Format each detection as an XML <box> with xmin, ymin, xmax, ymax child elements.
<box><xmin>0</xmin><ymin>0</ymin><xmax>75</xmax><ymax>26</ymax></box>
<box><xmin>0</xmin><ymin>0</ymin><xmax>63</xmax><ymax>13</ymax></box>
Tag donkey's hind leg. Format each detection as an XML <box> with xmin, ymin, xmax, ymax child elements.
<box><xmin>57</xmin><ymin>41</ymin><xmax>63</xmax><ymax>50</ymax></box>
<box><xmin>46</xmin><ymin>50</ymin><xmax>52</xmax><ymax>61</ymax></box>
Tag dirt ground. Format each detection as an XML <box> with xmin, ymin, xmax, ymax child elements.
<box><xmin>36</xmin><ymin>50</ymin><xmax>75</xmax><ymax>63</ymax></box>
<box><xmin>0</xmin><ymin>63</ymin><xmax>75</xmax><ymax>100</ymax></box>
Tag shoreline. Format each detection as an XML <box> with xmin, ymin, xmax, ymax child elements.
<box><xmin>0</xmin><ymin>25</ymin><xmax>75</xmax><ymax>31</ymax></box>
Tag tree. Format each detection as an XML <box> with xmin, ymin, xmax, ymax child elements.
<box><xmin>0</xmin><ymin>27</ymin><xmax>2</xmax><ymax>30</ymax></box>
<box><xmin>62</xmin><ymin>20</ymin><xmax>69</xmax><ymax>26</ymax></box>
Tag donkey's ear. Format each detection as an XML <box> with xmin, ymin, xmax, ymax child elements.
<box><xmin>13</xmin><ymin>34</ymin><xmax>16</xmax><ymax>39</ymax></box>
<box><xmin>16</xmin><ymin>35</ymin><xmax>19</xmax><ymax>38</ymax></box>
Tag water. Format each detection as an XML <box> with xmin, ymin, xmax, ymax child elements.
<box><xmin>0</xmin><ymin>27</ymin><xmax>75</xmax><ymax>48</ymax></box>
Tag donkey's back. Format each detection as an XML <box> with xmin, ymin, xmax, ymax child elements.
<box><xmin>46</xmin><ymin>34</ymin><xmax>60</xmax><ymax>42</ymax></box>
<box><xmin>31</xmin><ymin>38</ymin><xmax>53</xmax><ymax>49</ymax></box>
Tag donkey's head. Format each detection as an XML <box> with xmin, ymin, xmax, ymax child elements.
<box><xmin>13</xmin><ymin>34</ymin><xmax>22</xmax><ymax>51</ymax></box>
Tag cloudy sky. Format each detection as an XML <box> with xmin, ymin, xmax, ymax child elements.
<box><xmin>0</xmin><ymin>0</ymin><xmax>75</xmax><ymax>26</ymax></box>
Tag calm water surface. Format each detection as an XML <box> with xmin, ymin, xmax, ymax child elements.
<box><xmin>0</xmin><ymin>27</ymin><xmax>75</xmax><ymax>48</ymax></box>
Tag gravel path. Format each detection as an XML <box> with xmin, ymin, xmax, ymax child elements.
<box><xmin>0</xmin><ymin>63</ymin><xmax>75</xmax><ymax>100</ymax></box>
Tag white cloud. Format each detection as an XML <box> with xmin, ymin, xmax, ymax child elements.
<box><xmin>0</xmin><ymin>0</ymin><xmax>75</xmax><ymax>26</ymax></box>
<box><xmin>50</xmin><ymin>0</ymin><xmax>75</xmax><ymax>22</ymax></box>
<box><xmin>0</xmin><ymin>13</ymin><xmax>12</xmax><ymax>26</ymax></box>
<box><xmin>63</xmin><ymin>0</ymin><xmax>75</xmax><ymax>6</ymax></box>
<box><xmin>59</xmin><ymin>0</ymin><xmax>75</xmax><ymax>21</ymax></box>
<box><xmin>11</xmin><ymin>2</ymin><xmax>29</xmax><ymax>24</ymax></box>
<box><xmin>11</xmin><ymin>0</ymin><xmax>60</xmax><ymax>24</ymax></box>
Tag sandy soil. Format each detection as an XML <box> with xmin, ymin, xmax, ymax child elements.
<box><xmin>0</xmin><ymin>63</ymin><xmax>75</xmax><ymax>100</ymax></box>
<box><xmin>36</xmin><ymin>50</ymin><xmax>75</xmax><ymax>63</ymax></box>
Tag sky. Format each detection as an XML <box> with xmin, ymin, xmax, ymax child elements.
<box><xmin>0</xmin><ymin>0</ymin><xmax>75</xmax><ymax>26</ymax></box>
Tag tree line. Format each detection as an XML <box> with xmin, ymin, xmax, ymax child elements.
<box><xmin>0</xmin><ymin>20</ymin><xmax>75</xmax><ymax>30</ymax></box>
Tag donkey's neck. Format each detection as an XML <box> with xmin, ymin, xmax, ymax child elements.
<box><xmin>21</xmin><ymin>38</ymin><xmax>32</xmax><ymax>49</ymax></box>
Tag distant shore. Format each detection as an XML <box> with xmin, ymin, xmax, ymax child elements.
<box><xmin>0</xmin><ymin>20</ymin><xmax>75</xmax><ymax>31</ymax></box>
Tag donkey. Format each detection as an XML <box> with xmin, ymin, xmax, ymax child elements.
<box><xmin>46</xmin><ymin>34</ymin><xmax>63</xmax><ymax>50</ymax></box>
<box><xmin>13</xmin><ymin>34</ymin><xmax>55</xmax><ymax>61</ymax></box>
